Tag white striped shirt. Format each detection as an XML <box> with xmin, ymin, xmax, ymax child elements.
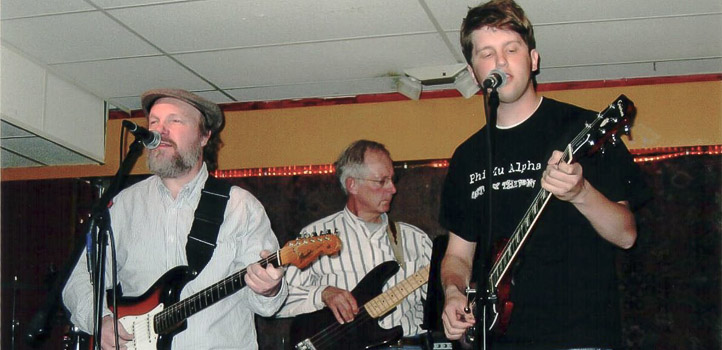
<box><xmin>277</xmin><ymin>207</ymin><xmax>432</xmax><ymax>336</ymax></box>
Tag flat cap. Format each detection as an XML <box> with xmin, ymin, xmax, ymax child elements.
<box><xmin>141</xmin><ymin>89</ymin><xmax>224</xmax><ymax>133</ymax></box>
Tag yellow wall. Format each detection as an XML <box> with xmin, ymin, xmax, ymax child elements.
<box><xmin>2</xmin><ymin>79</ymin><xmax>720</xmax><ymax>181</ymax></box>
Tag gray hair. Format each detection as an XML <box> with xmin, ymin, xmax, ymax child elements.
<box><xmin>334</xmin><ymin>140</ymin><xmax>391</xmax><ymax>194</ymax></box>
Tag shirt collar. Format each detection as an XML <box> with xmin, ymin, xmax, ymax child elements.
<box><xmin>343</xmin><ymin>206</ymin><xmax>388</xmax><ymax>237</ymax></box>
<box><xmin>154</xmin><ymin>163</ymin><xmax>209</xmax><ymax>205</ymax></box>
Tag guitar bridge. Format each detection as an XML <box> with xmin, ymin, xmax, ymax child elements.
<box><xmin>463</xmin><ymin>287</ymin><xmax>477</xmax><ymax>344</ymax></box>
<box><xmin>464</xmin><ymin>287</ymin><xmax>476</xmax><ymax>313</ymax></box>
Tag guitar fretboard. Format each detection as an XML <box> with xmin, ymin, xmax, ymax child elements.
<box><xmin>154</xmin><ymin>252</ymin><xmax>280</xmax><ymax>334</ymax></box>
<box><xmin>488</xmin><ymin>128</ymin><xmax>587</xmax><ymax>288</ymax></box>
<box><xmin>487</xmin><ymin>187</ymin><xmax>554</xmax><ymax>289</ymax></box>
<box><xmin>365</xmin><ymin>265</ymin><xmax>430</xmax><ymax>318</ymax></box>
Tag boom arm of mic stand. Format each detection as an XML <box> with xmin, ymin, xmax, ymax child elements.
<box><xmin>23</xmin><ymin>139</ymin><xmax>146</xmax><ymax>347</ymax></box>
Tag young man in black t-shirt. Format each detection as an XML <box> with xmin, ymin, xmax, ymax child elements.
<box><xmin>438</xmin><ymin>1</ymin><xmax>649</xmax><ymax>349</ymax></box>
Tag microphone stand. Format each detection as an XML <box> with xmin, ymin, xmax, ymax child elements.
<box><xmin>11</xmin><ymin>276</ymin><xmax>19</xmax><ymax>350</ymax></box>
<box><xmin>478</xmin><ymin>87</ymin><xmax>500</xmax><ymax>350</ymax></box>
<box><xmin>89</xmin><ymin>138</ymin><xmax>147</xmax><ymax>350</ymax></box>
<box><xmin>23</xmin><ymin>135</ymin><xmax>147</xmax><ymax>349</ymax></box>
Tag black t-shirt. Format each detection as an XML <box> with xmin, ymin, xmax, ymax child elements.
<box><xmin>439</xmin><ymin>98</ymin><xmax>649</xmax><ymax>349</ymax></box>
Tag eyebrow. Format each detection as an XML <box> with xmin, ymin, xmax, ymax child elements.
<box><xmin>477</xmin><ymin>39</ymin><xmax>524</xmax><ymax>52</ymax></box>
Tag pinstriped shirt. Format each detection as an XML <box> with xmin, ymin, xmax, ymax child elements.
<box><xmin>62</xmin><ymin>164</ymin><xmax>287</xmax><ymax>350</ymax></box>
<box><xmin>277</xmin><ymin>207</ymin><xmax>432</xmax><ymax>336</ymax></box>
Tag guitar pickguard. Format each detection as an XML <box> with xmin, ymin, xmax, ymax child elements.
<box><xmin>118</xmin><ymin>303</ymin><xmax>164</xmax><ymax>350</ymax></box>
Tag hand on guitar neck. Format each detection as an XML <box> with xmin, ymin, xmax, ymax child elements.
<box><xmin>244</xmin><ymin>250</ymin><xmax>285</xmax><ymax>297</ymax></box>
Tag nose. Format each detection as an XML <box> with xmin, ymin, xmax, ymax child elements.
<box><xmin>149</xmin><ymin>121</ymin><xmax>168</xmax><ymax>136</ymax></box>
<box><xmin>496</xmin><ymin>52</ymin><xmax>508</xmax><ymax>68</ymax></box>
<box><xmin>387</xmin><ymin>181</ymin><xmax>397</xmax><ymax>194</ymax></box>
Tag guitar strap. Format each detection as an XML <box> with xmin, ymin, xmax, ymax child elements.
<box><xmin>185</xmin><ymin>175</ymin><xmax>233</xmax><ymax>275</ymax></box>
<box><xmin>386</xmin><ymin>219</ymin><xmax>406</xmax><ymax>271</ymax></box>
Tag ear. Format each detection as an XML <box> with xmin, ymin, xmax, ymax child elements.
<box><xmin>346</xmin><ymin>176</ymin><xmax>359</xmax><ymax>195</ymax></box>
<box><xmin>467</xmin><ymin>65</ymin><xmax>480</xmax><ymax>85</ymax></box>
<box><xmin>530</xmin><ymin>49</ymin><xmax>540</xmax><ymax>73</ymax></box>
<box><xmin>200</xmin><ymin>130</ymin><xmax>211</xmax><ymax>147</ymax></box>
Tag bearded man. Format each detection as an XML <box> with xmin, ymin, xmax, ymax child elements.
<box><xmin>63</xmin><ymin>89</ymin><xmax>287</xmax><ymax>350</ymax></box>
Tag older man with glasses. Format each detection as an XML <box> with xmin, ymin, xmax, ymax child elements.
<box><xmin>277</xmin><ymin>139</ymin><xmax>432</xmax><ymax>349</ymax></box>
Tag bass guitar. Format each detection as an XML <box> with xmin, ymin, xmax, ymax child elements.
<box><xmin>291</xmin><ymin>261</ymin><xmax>430</xmax><ymax>350</ymax></box>
<box><xmin>106</xmin><ymin>233</ymin><xmax>341</xmax><ymax>350</ymax></box>
<box><xmin>467</xmin><ymin>95</ymin><xmax>636</xmax><ymax>344</ymax></box>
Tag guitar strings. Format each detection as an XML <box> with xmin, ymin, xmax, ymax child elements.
<box><xmin>302</xmin><ymin>308</ymin><xmax>375</xmax><ymax>349</ymax></box>
<box><xmin>154</xmin><ymin>251</ymin><xmax>280</xmax><ymax>333</ymax></box>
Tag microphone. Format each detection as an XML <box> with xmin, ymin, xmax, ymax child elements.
<box><xmin>481</xmin><ymin>69</ymin><xmax>507</xmax><ymax>90</ymax></box>
<box><xmin>122</xmin><ymin>120</ymin><xmax>160</xmax><ymax>149</ymax></box>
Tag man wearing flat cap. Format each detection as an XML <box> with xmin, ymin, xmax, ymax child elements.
<box><xmin>63</xmin><ymin>89</ymin><xmax>287</xmax><ymax>349</ymax></box>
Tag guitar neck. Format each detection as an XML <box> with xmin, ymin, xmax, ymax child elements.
<box><xmin>154</xmin><ymin>251</ymin><xmax>281</xmax><ymax>334</ymax></box>
<box><xmin>488</xmin><ymin>146</ymin><xmax>574</xmax><ymax>289</ymax></box>
<box><xmin>364</xmin><ymin>265</ymin><xmax>430</xmax><ymax>318</ymax></box>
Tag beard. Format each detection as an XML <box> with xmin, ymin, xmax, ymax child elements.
<box><xmin>147</xmin><ymin>140</ymin><xmax>203</xmax><ymax>179</ymax></box>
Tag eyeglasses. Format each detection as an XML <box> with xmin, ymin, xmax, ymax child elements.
<box><xmin>354</xmin><ymin>175</ymin><xmax>398</xmax><ymax>188</ymax></box>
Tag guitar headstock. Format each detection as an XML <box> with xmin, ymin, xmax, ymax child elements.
<box><xmin>280</xmin><ymin>231</ymin><xmax>342</xmax><ymax>269</ymax></box>
<box><xmin>571</xmin><ymin>94</ymin><xmax>636</xmax><ymax>159</ymax></box>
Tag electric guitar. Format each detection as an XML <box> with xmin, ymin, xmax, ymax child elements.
<box><xmin>466</xmin><ymin>95</ymin><xmax>636</xmax><ymax>344</ymax></box>
<box><xmin>105</xmin><ymin>233</ymin><xmax>342</xmax><ymax>350</ymax></box>
<box><xmin>291</xmin><ymin>261</ymin><xmax>430</xmax><ymax>350</ymax></box>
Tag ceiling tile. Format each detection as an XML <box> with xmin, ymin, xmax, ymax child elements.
<box><xmin>2</xmin><ymin>136</ymin><xmax>99</xmax><ymax>166</ymax></box>
<box><xmin>427</xmin><ymin>0</ymin><xmax>722</xmax><ymax>32</ymax></box>
<box><xmin>0</xmin><ymin>0</ymin><xmax>94</xmax><ymax>19</ymax></box>
<box><xmin>225</xmin><ymin>77</ymin><xmax>398</xmax><ymax>102</ymax></box>
<box><xmin>1</xmin><ymin>11</ymin><xmax>160</xmax><ymax>64</ymax></box>
<box><xmin>1</xmin><ymin>149</ymin><xmax>43</xmax><ymax>168</ymax></box>
<box><xmin>422</xmin><ymin>0</ymin><xmax>480</xmax><ymax>31</ymax></box>
<box><xmin>1</xmin><ymin>121</ymin><xmax>34</xmax><ymax>138</ymax></box>
<box><xmin>518</xmin><ymin>0</ymin><xmax>722</xmax><ymax>24</ymax></box>
<box><xmin>174</xmin><ymin>33</ymin><xmax>458</xmax><ymax>89</ymax></box>
<box><xmin>108</xmin><ymin>0</ymin><xmax>435</xmax><ymax>53</ymax></box>
<box><xmin>108</xmin><ymin>88</ymin><xmax>234</xmax><ymax>111</ymax></box>
<box><xmin>539</xmin><ymin>62</ymin><xmax>656</xmax><ymax>83</ymax></box>
<box><xmin>90</xmin><ymin>0</ymin><xmax>189</xmax><ymax>8</ymax></box>
<box><xmin>536</xmin><ymin>15</ymin><xmax>722</xmax><ymax>67</ymax></box>
<box><xmin>653</xmin><ymin>57</ymin><xmax>722</xmax><ymax>77</ymax></box>
<box><xmin>49</xmin><ymin>56</ymin><xmax>217</xmax><ymax>103</ymax></box>
<box><xmin>107</xmin><ymin>97</ymin><xmax>142</xmax><ymax>111</ymax></box>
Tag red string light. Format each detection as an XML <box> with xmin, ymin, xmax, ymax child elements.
<box><xmin>630</xmin><ymin>144</ymin><xmax>722</xmax><ymax>163</ymax></box>
<box><xmin>211</xmin><ymin>145</ymin><xmax>721</xmax><ymax>179</ymax></box>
